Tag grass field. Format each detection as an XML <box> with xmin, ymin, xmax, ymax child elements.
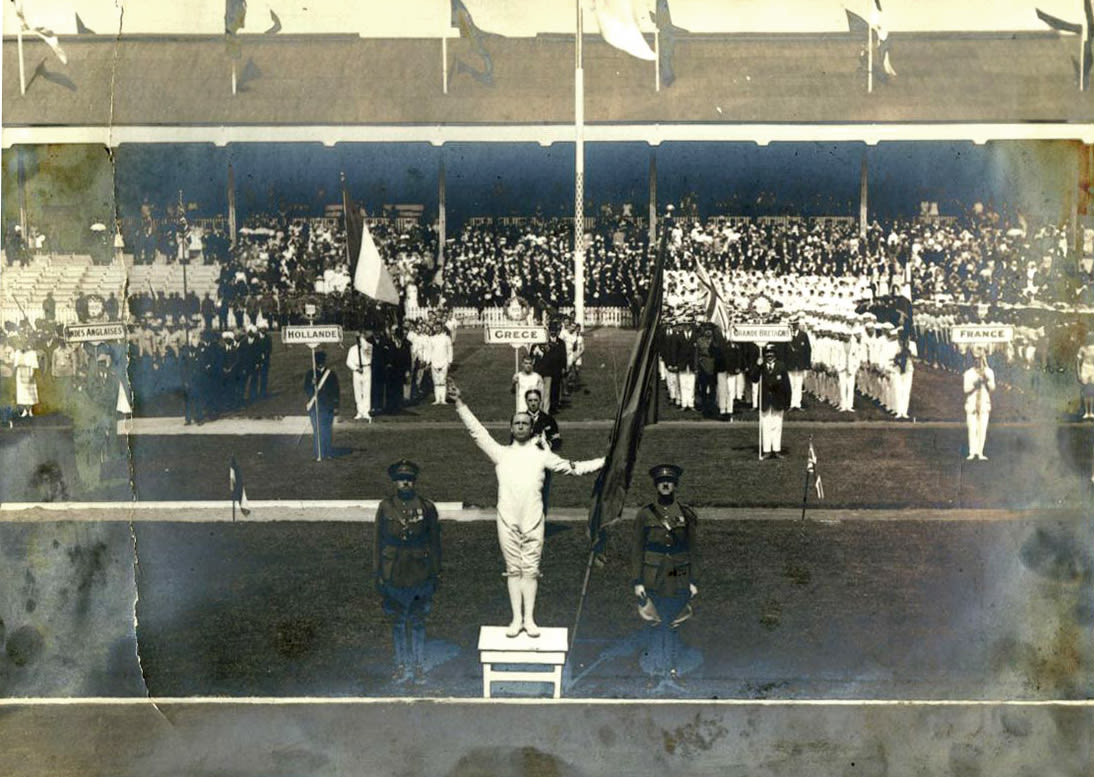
<box><xmin>130</xmin><ymin>514</ymin><xmax>1093</xmax><ymax>699</ymax></box>
<box><xmin>136</xmin><ymin>327</ymin><xmax>1072</xmax><ymax>424</ymax></box>
<box><xmin>126</xmin><ymin>421</ymin><xmax>1094</xmax><ymax>509</ymax></box>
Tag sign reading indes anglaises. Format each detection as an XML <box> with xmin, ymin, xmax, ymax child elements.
<box><xmin>281</xmin><ymin>325</ymin><xmax>344</xmax><ymax>346</ymax></box>
<box><xmin>64</xmin><ymin>322</ymin><xmax>126</xmax><ymax>343</ymax></box>
<box><xmin>730</xmin><ymin>324</ymin><xmax>792</xmax><ymax>342</ymax></box>
<box><xmin>950</xmin><ymin>325</ymin><xmax>1014</xmax><ymax>344</ymax></box>
<box><xmin>484</xmin><ymin>325</ymin><xmax>547</xmax><ymax>345</ymax></box>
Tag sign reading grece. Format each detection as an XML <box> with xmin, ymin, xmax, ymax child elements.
<box><xmin>485</xmin><ymin>326</ymin><xmax>547</xmax><ymax>345</ymax></box>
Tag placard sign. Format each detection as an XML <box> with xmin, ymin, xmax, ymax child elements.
<box><xmin>730</xmin><ymin>324</ymin><xmax>792</xmax><ymax>343</ymax></box>
<box><xmin>950</xmin><ymin>325</ymin><xmax>1013</xmax><ymax>345</ymax></box>
<box><xmin>484</xmin><ymin>326</ymin><xmax>548</xmax><ymax>345</ymax></box>
<box><xmin>64</xmin><ymin>322</ymin><xmax>126</xmax><ymax>343</ymax></box>
<box><xmin>281</xmin><ymin>325</ymin><xmax>344</xmax><ymax>346</ymax></box>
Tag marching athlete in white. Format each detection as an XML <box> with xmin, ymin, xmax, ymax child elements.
<box><xmin>449</xmin><ymin>382</ymin><xmax>604</xmax><ymax>638</ymax></box>
<box><xmin>346</xmin><ymin>331</ymin><xmax>373</xmax><ymax>421</ymax></box>
<box><xmin>427</xmin><ymin>324</ymin><xmax>454</xmax><ymax>404</ymax></box>
<box><xmin>963</xmin><ymin>347</ymin><xmax>995</xmax><ymax>461</ymax></box>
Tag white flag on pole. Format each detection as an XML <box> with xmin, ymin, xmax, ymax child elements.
<box><xmin>591</xmin><ymin>0</ymin><xmax>657</xmax><ymax>61</ymax></box>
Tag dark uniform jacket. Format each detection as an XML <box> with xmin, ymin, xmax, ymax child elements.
<box><xmin>749</xmin><ymin>359</ymin><xmax>792</xmax><ymax>412</ymax></box>
<box><xmin>529</xmin><ymin>409</ymin><xmax>562</xmax><ymax>451</ymax></box>
<box><xmin>785</xmin><ymin>330</ymin><xmax>812</xmax><ymax>372</ymax></box>
<box><xmin>373</xmin><ymin>496</ymin><xmax>442</xmax><ymax>589</ymax></box>
<box><xmin>631</xmin><ymin>501</ymin><xmax>699</xmax><ymax>598</ymax></box>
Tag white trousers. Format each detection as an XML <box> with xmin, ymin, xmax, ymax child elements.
<box><xmin>789</xmin><ymin>370</ymin><xmax>805</xmax><ymax>409</ymax></box>
<box><xmin>678</xmin><ymin>369</ymin><xmax>696</xmax><ymax>409</ymax></box>
<box><xmin>894</xmin><ymin>369</ymin><xmax>913</xmax><ymax>417</ymax></box>
<box><xmin>716</xmin><ymin>372</ymin><xmax>734</xmax><ymax>414</ymax></box>
<box><xmin>838</xmin><ymin>371</ymin><xmax>857</xmax><ymax>410</ymax></box>
<box><xmin>431</xmin><ymin>364</ymin><xmax>449</xmax><ymax>403</ymax></box>
<box><xmin>760</xmin><ymin>408</ymin><xmax>784</xmax><ymax>453</ymax></box>
<box><xmin>966</xmin><ymin>410</ymin><xmax>990</xmax><ymax>457</ymax></box>
<box><xmin>352</xmin><ymin>370</ymin><xmax>371</xmax><ymax>418</ymax></box>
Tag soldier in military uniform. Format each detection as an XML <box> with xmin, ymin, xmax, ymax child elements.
<box><xmin>372</xmin><ymin>460</ymin><xmax>442</xmax><ymax>684</ymax></box>
<box><xmin>631</xmin><ymin>464</ymin><xmax>699</xmax><ymax>686</ymax></box>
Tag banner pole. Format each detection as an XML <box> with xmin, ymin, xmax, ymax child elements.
<box><xmin>17</xmin><ymin>26</ymin><xmax>26</xmax><ymax>96</ymax></box>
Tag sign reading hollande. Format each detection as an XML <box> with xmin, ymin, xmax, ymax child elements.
<box><xmin>485</xmin><ymin>325</ymin><xmax>548</xmax><ymax>345</ymax></box>
<box><xmin>950</xmin><ymin>325</ymin><xmax>1014</xmax><ymax>344</ymax></box>
<box><xmin>64</xmin><ymin>322</ymin><xmax>126</xmax><ymax>343</ymax></box>
<box><xmin>282</xmin><ymin>325</ymin><xmax>344</xmax><ymax>346</ymax></box>
<box><xmin>730</xmin><ymin>324</ymin><xmax>792</xmax><ymax>342</ymax></box>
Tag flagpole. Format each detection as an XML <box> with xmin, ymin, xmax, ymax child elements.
<box><xmin>867</xmin><ymin>25</ymin><xmax>873</xmax><ymax>94</ymax></box>
<box><xmin>1082</xmin><ymin>23</ymin><xmax>1088</xmax><ymax>92</ymax></box>
<box><xmin>232</xmin><ymin>61</ymin><xmax>238</xmax><ymax>96</ymax></box>
<box><xmin>574</xmin><ymin>0</ymin><xmax>586</xmax><ymax>327</ymax></box>
<box><xmin>654</xmin><ymin>30</ymin><xmax>660</xmax><ymax>92</ymax></box>
<box><xmin>17</xmin><ymin>25</ymin><xmax>26</xmax><ymax>96</ymax></box>
<box><xmin>569</xmin><ymin>207</ymin><xmax>671</xmax><ymax>674</ymax></box>
<box><xmin>442</xmin><ymin>32</ymin><xmax>448</xmax><ymax>94</ymax></box>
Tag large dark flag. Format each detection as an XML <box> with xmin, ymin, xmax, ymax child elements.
<box><xmin>586</xmin><ymin>221</ymin><xmax>669</xmax><ymax>551</ymax></box>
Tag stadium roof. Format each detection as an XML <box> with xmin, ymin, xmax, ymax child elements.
<box><xmin>2</xmin><ymin>34</ymin><xmax>1092</xmax><ymax>147</ymax></box>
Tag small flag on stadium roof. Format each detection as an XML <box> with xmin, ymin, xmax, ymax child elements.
<box><xmin>591</xmin><ymin>0</ymin><xmax>657</xmax><ymax>61</ymax></box>
<box><xmin>15</xmin><ymin>2</ymin><xmax>68</xmax><ymax>65</ymax></box>
<box><xmin>230</xmin><ymin>456</ymin><xmax>251</xmax><ymax>517</ymax></box>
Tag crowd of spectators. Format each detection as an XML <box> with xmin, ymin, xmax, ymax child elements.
<box><xmin>5</xmin><ymin>199</ymin><xmax>1093</xmax><ymax>430</ymax></box>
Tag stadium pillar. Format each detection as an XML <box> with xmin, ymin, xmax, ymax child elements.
<box><xmin>16</xmin><ymin>146</ymin><xmax>28</xmax><ymax>236</ymax></box>
<box><xmin>859</xmin><ymin>150</ymin><xmax>869</xmax><ymax>238</ymax></box>
<box><xmin>438</xmin><ymin>152</ymin><xmax>447</xmax><ymax>269</ymax></box>
<box><xmin>573</xmin><ymin>0</ymin><xmax>586</xmax><ymax>326</ymax></box>
<box><xmin>648</xmin><ymin>149</ymin><xmax>657</xmax><ymax>247</ymax></box>
<box><xmin>227</xmin><ymin>162</ymin><xmax>237</xmax><ymax>246</ymax></box>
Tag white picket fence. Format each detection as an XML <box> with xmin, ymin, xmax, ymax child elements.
<box><xmin>407</xmin><ymin>306</ymin><xmax>633</xmax><ymax>328</ymax></box>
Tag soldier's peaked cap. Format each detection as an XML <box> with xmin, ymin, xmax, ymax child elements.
<box><xmin>649</xmin><ymin>464</ymin><xmax>683</xmax><ymax>483</ymax></box>
<box><xmin>388</xmin><ymin>459</ymin><xmax>420</xmax><ymax>480</ymax></box>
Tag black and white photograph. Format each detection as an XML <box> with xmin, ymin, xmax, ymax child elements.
<box><xmin>1</xmin><ymin>2</ymin><xmax>1093</xmax><ymax>775</ymax></box>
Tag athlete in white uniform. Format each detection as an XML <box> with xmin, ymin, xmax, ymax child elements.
<box><xmin>449</xmin><ymin>382</ymin><xmax>604</xmax><ymax>637</ymax></box>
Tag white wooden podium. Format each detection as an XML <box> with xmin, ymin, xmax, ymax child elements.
<box><xmin>477</xmin><ymin>626</ymin><xmax>568</xmax><ymax>699</ymax></box>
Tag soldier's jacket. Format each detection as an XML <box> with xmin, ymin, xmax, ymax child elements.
<box><xmin>631</xmin><ymin>501</ymin><xmax>699</xmax><ymax>598</ymax></box>
<box><xmin>372</xmin><ymin>495</ymin><xmax>442</xmax><ymax>589</ymax></box>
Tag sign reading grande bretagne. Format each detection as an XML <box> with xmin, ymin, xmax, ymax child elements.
<box><xmin>730</xmin><ymin>324</ymin><xmax>792</xmax><ymax>342</ymax></box>
<box><xmin>64</xmin><ymin>322</ymin><xmax>126</xmax><ymax>343</ymax></box>
<box><xmin>951</xmin><ymin>325</ymin><xmax>1014</xmax><ymax>344</ymax></box>
<box><xmin>282</xmin><ymin>325</ymin><xmax>344</xmax><ymax>346</ymax></box>
<box><xmin>485</xmin><ymin>326</ymin><xmax>547</xmax><ymax>345</ymax></box>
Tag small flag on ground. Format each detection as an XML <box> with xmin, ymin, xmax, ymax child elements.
<box><xmin>592</xmin><ymin>0</ymin><xmax>657</xmax><ymax>61</ymax></box>
<box><xmin>342</xmin><ymin>175</ymin><xmax>400</xmax><ymax>305</ymax></box>
<box><xmin>808</xmin><ymin>440</ymin><xmax>824</xmax><ymax>500</ymax></box>
<box><xmin>230</xmin><ymin>456</ymin><xmax>251</xmax><ymax>516</ymax></box>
